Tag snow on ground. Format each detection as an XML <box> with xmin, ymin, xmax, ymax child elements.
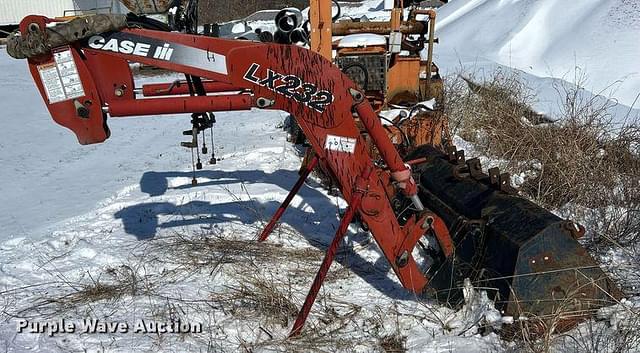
<box><xmin>1</xmin><ymin>0</ymin><xmax>640</xmax><ymax>351</ymax></box>
<box><xmin>0</xmin><ymin>51</ymin><xmax>194</xmax><ymax>240</ymax></box>
<box><xmin>434</xmin><ymin>0</ymin><xmax>640</xmax><ymax>122</ymax></box>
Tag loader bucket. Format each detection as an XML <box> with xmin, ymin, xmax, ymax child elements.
<box><xmin>411</xmin><ymin>146</ymin><xmax>623</xmax><ymax>328</ymax></box>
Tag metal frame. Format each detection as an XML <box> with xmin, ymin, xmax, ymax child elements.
<box><xmin>20</xmin><ymin>17</ymin><xmax>455</xmax><ymax>336</ymax></box>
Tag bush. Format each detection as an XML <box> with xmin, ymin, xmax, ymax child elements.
<box><xmin>445</xmin><ymin>69</ymin><xmax>640</xmax><ymax>247</ymax></box>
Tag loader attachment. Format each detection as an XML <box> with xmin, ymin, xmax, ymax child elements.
<box><xmin>6</xmin><ymin>10</ymin><xmax>625</xmax><ymax>336</ymax></box>
<box><xmin>411</xmin><ymin>146</ymin><xmax>623</xmax><ymax>326</ymax></box>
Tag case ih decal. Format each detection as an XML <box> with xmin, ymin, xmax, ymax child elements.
<box><xmin>89</xmin><ymin>35</ymin><xmax>174</xmax><ymax>61</ymax></box>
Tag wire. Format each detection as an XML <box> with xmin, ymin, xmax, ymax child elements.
<box><xmin>332</xmin><ymin>0</ymin><xmax>342</xmax><ymax>22</ymax></box>
<box><xmin>340</xmin><ymin>62</ymin><xmax>369</xmax><ymax>91</ymax></box>
<box><xmin>408</xmin><ymin>103</ymin><xmax>433</xmax><ymax>119</ymax></box>
<box><xmin>379</xmin><ymin>116</ymin><xmax>411</xmax><ymax>147</ymax></box>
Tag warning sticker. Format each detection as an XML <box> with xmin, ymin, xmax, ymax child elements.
<box><xmin>38</xmin><ymin>49</ymin><xmax>85</xmax><ymax>104</ymax></box>
<box><xmin>38</xmin><ymin>64</ymin><xmax>66</xmax><ymax>103</ymax></box>
<box><xmin>325</xmin><ymin>135</ymin><xmax>357</xmax><ymax>154</ymax></box>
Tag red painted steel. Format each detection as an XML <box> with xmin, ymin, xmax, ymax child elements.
<box><xmin>26</xmin><ymin>46</ymin><xmax>109</xmax><ymax>145</ymax></box>
<box><xmin>354</xmin><ymin>100</ymin><xmax>419</xmax><ymax>197</ymax></box>
<box><xmin>430</xmin><ymin>214</ymin><xmax>455</xmax><ymax>257</ymax></box>
<box><xmin>258</xmin><ymin>155</ymin><xmax>319</xmax><ymax>242</ymax></box>
<box><xmin>141</xmin><ymin>81</ymin><xmax>244</xmax><ymax>97</ymax></box>
<box><xmin>289</xmin><ymin>166</ymin><xmax>372</xmax><ymax>337</ymax></box>
<box><xmin>107</xmin><ymin>95</ymin><xmax>254</xmax><ymax>117</ymax></box>
<box><xmin>84</xmin><ymin>53</ymin><xmax>135</xmax><ymax>102</ymax></box>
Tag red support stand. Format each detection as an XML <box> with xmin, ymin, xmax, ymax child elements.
<box><xmin>258</xmin><ymin>155</ymin><xmax>319</xmax><ymax>242</ymax></box>
<box><xmin>289</xmin><ymin>167</ymin><xmax>372</xmax><ymax>337</ymax></box>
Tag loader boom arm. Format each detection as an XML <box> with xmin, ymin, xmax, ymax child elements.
<box><xmin>13</xmin><ymin>15</ymin><xmax>454</xmax><ymax>335</ymax></box>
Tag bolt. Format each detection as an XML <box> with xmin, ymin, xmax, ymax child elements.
<box><xmin>564</xmin><ymin>221</ymin><xmax>584</xmax><ymax>239</ymax></box>
<box><xmin>256</xmin><ymin>97</ymin><xmax>274</xmax><ymax>108</ymax></box>
<box><xmin>396</xmin><ymin>250</ymin><xmax>409</xmax><ymax>268</ymax></box>
<box><xmin>349</xmin><ymin>88</ymin><xmax>364</xmax><ymax>103</ymax></box>
<box><xmin>73</xmin><ymin>99</ymin><xmax>89</xmax><ymax>119</ymax></box>
<box><xmin>421</xmin><ymin>216</ymin><xmax>434</xmax><ymax>229</ymax></box>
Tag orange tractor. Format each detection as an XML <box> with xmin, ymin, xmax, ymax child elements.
<box><xmin>6</xmin><ymin>0</ymin><xmax>621</xmax><ymax>337</ymax></box>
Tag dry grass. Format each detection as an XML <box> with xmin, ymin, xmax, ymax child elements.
<box><xmin>142</xmin><ymin>231</ymin><xmax>324</xmax><ymax>276</ymax></box>
<box><xmin>557</xmin><ymin>314</ymin><xmax>640</xmax><ymax>353</ymax></box>
<box><xmin>9</xmin><ymin>265</ymin><xmax>147</xmax><ymax>319</ymax></box>
<box><xmin>500</xmin><ymin>276</ymin><xmax>640</xmax><ymax>353</ymax></box>
<box><xmin>209</xmin><ymin>271</ymin><xmax>299</xmax><ymax>327</ymax></box>
<box><xmin>379</xmin><ymin>334</ymin><xmax>407</xmax><ymax>353</ymax></box>
<box><xmin>444</xmin><ymin>68</ymin><xmax>640</xmax><ymax>353</ymax></box>
<box><xmin>445</xmin><ymin>69</ymin><xmax>640</xmax><ymax>248</ymax></box>
<box><xmin>8</xmin><ymin>230</ymin><xmax>367</xmax><ymax>351</ymax></box>
<box><xmin>514</xmin><ymin>309</ymin><xmax>640</xmax><ymax>353</ymax></box>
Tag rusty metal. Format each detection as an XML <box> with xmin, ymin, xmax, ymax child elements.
<box><xmin>564</xmin><ymin>221</ymin><xmax>586</xmax><ymax>240</ymax></box>
<box><xmin>466</xmin><ymin>158</ymin><xmax>486</xmax><ymax>180</ymax></box>
<box><xmin>331</xmin><ymin>20</ymin><xmax>427</xmax><ymax>36</ymax></box>
<box><xmin>407</xmin><ymin>146</ymin><xmax>623</xmax><ymax>327</ymax></box>
<box><xmin>408</xmin><ymin>9</ymin><xmax>437</xmax><ymax>89</ymax></box>
<box><xmin>309</xmin><ymin>0</ymin><xmax>332</xmax><ymax>59</ymax></box>
<box><xmin>386</xmin><ymin>56</ymin><xmax>421</xmax><ymax>104</ymax></box>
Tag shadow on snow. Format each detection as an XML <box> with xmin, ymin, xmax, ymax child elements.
<box><xmin>113</xmin><ymin>168</ymin><xmax>415</xmax><ymax>300</ymax></box>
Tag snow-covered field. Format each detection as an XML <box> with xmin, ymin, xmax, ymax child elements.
<box><xmin>435</xmin><ymin>0</ymin><xmax>640</xmax><ymax>109</ymax></box>
<box><xmin>432</xmin><ymin>0</ymin><xmax>640</xmax><ymax>126</ymax></box>
<box><xmin>1</xmin><ymin>0</ymin><xmax>639</xmax><ymax>352</ymax></box>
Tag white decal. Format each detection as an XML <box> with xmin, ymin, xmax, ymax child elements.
<box><xmin>88</xmin><ymin>35</ymin><xmax>171</xmax><ymax>61</ymax></box>
<box><xmin>87</xmin><ymin>34</ymin><xmax>226</xmax><ymax>74</ymax></box>
<box><xmin>243</xmin><ymin>63</ymin><xmax>334</xmax><ymax>113</ymax></box>
<box><xmin>152</xmin><ymin>43</ymin><xmax>174</xmax><ymax>61</ymax></box>
<box><xmin>325</xmin><ymin>135</ymin><xmax>357</xmax><ymax>154</ymax></box>
<box><xmin>38</xmin><ymin>63</ymin><xmax>66</xmax><ymax>103</ymax></box>
<box><xmin>38</xmin><ymin>49</ymin><xmax>85</xmax><ymax>104</ymax></box>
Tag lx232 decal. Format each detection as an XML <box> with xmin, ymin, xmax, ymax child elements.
<box><xmin>243</xmin><ymin>63</ymin><xmax>334</xmax><ymax>113</ymax></box>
